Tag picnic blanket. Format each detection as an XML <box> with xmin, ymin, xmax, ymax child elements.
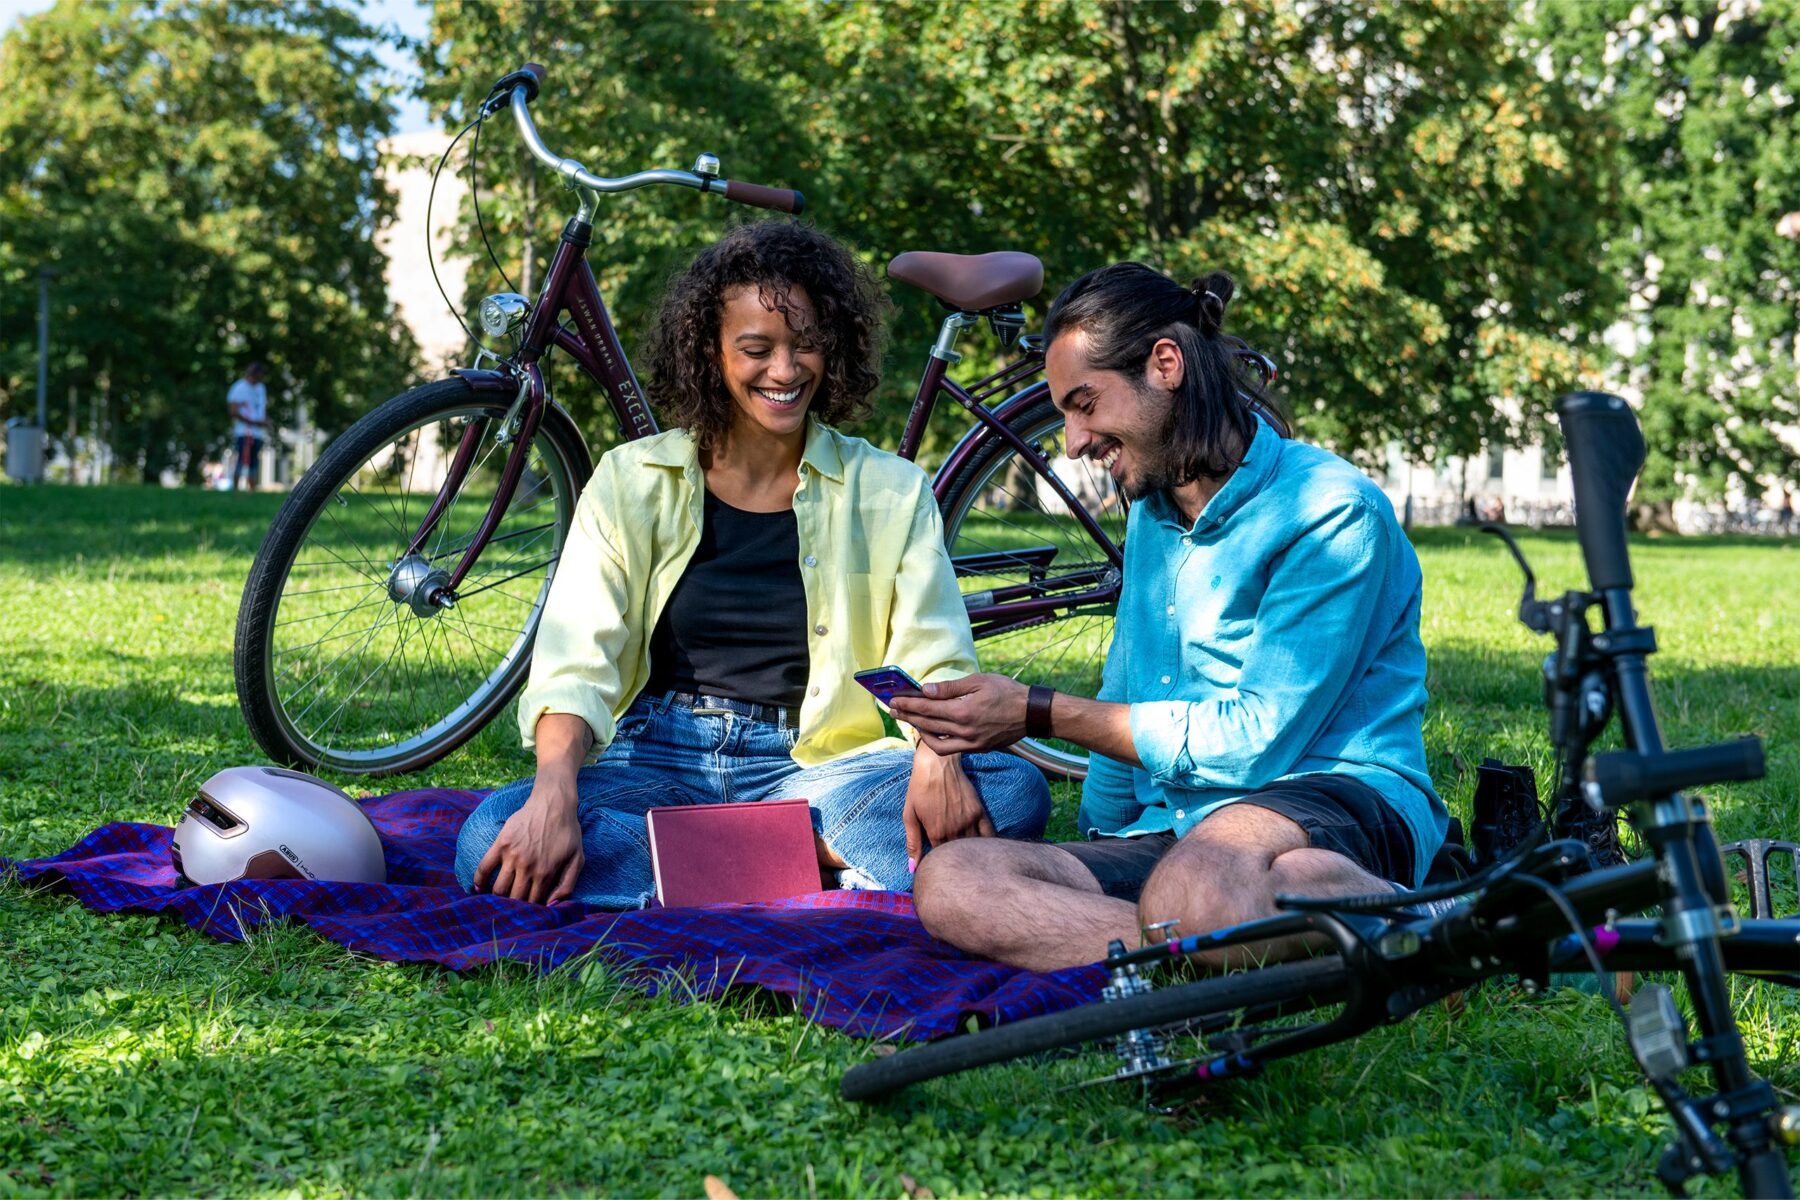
<box><xmin>2</xmin><ymin>787</ymin><xmax>1106</xmax><ymax>1040</ymax></box>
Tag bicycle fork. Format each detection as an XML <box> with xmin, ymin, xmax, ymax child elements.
<box><xmin>388</xmin><ymin>362</ymin><xmax>549</xmax><ymax>614</ymax></box>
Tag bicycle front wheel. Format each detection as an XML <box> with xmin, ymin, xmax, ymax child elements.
<box><xmin>233</xmin><ymin>377</ymin><xmax>591</xmax><ymax>775</ymax></box>
<box><xmin>840</xmin><ymin>954</ymin><xmax>1349</xmax><ymax>1102</ymax></box>
<box><xmin>937</xmin><ymin>395</ymin><xmax>1126</xmax><ymax>782</ymax></box>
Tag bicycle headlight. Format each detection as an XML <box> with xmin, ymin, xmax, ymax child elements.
<box><xmin>478</xmin><ymin>292</ymin><xmax>531</xmax><ymax>338</ymax></box>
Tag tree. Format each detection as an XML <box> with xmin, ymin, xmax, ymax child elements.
<box><xmin>1532</xmin><ymin>0</ymin><xmax>1800</xmax><ymax>506</ymax></box>
<box><xmin>0</xmin><ymin>0</ymin><xmax>417</xmax><ymax>483</ymax></box>
<box><xmin>421</xmin><ymin>0</ymin><xmax>1614</xmax><ymax>462</ymax></box>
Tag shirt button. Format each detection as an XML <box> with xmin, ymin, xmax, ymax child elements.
<box><xmin>803</xmin><ymin>555</ymin><xmax>817</xmax><ymax>567</ymax></box>
<box><xmin>1161</xmin><ymin>674</ymin><xmax>1171</xmax><ymax>684</ymax></box>
<box><xmin>1166</xmin><ymin>604</ymin><xmax>1175</xmax><ymax>615</ymax></box>
<box><xmin>814</xmin><ymin>623</ymin><xmax>828</xmax><ymax>636</ymax></box>
<box><xmin>809</xmin><ymin>685</ymin><xmax>820</xmax><ymax>697</ymax></box>
<box><xmin>1176</xmin><ymin>809</ymin><xmax>1186</xmax><ymax>820</ymax></box>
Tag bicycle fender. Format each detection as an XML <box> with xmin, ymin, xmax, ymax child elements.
<box><xmin>447</xmin><ymin>368</ymin><xmax>517</xmax><ymax>393</ymax></box>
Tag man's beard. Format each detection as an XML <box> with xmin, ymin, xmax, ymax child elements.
<box><xmin>1118</xmin><ymin>397</ymin><xmax>1184</xmax><ymax>500</ymax></box>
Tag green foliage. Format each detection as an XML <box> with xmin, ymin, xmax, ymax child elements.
<box><xmin>422</xmin><ymin>0</ymin><xmax>1611</xmax><ymax>462</ymax></box>
<box><xmin>1531</xmin><ymin>0</ymin><xmax>1800</xmax><ymax>503</ymax></box>
<box><xmin>2</xmin><ymin>486</ymin><xmax>1796</xmax><ymax>1194</ymax></box>
<box><xmin>0</xmin><ymin>0</ymin><xmax>419</xmax><ymax>482</ymax></box>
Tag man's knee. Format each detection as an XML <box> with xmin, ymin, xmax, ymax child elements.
<box><xmin>1135</xmin><ymin>813</ymin><xmax>1301</xmax><ymax>935</ymax></box>
<box><xmin>912</xmin><ymin>837</ymin><xmax>995</xmax><ymax>936</ymax></box>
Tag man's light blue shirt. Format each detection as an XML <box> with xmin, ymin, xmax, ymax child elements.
<box><xmin>1079</xmin><ymin>416</ymin><xmax>1448</xmax><ymax>885</ymax></box>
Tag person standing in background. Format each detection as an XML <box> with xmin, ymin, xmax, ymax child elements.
<box><xmin>228</xmin><ymin>361</ymin><xmax>269</xmax><ymax>491</ymax></box>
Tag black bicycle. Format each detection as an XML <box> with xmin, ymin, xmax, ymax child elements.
<box><xmin>841</xmin><ymin>392</ymin><xmax>1800</xmax><ymax>1198</ymax></box>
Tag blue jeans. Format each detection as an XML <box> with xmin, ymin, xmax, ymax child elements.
<box><xmin>454</xmin><ymin>694</ymin><xmax>1052</xmax><ymax>908</ymax></box>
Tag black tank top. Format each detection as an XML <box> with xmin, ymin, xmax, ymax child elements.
<box><xmin>645</xmin><ymin>490</ymin><xmax>810</xmax><ymax>709</ymax></box>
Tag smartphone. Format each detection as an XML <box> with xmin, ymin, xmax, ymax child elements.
<box><xmin>853</xmin><ymin>665</ymin><xmax>926</xmax><ymax>707</ymax></box>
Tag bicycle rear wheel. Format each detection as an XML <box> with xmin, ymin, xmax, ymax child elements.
<box><xmin>840</xmin><ymin>955</ymin><xmax>1349</xmax><ymax>1102</ymax></box>
<box><xmin>234</xmin><ymin>377</ymin><xmax>591</xmax><ymax>775</ymax></box>
<box><xmin>937</xmin><ymin>394</ymin><xmax>1126</xmax><ymax>782</ymax></box>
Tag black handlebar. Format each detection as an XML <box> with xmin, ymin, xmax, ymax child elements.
<box><xmin>1556</xmin><ymin>391</ymin><xmax>1645</xmax><ymax>593</ymax></box>
<box><xmin>1586</xmin><ymin>737</ymin><xmax>1766</xmax><ymax>806</ymax></box>
<box><xmin>485</xmin><ymin>63</ymin><xmax>546</xmax><ymax>110</ymax></box>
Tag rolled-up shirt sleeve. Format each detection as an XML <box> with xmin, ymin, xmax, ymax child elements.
<box><xmin>1127</xmin><ymin>495</ymin><xmax>1390</xmax><ymax>790</ymax></box>
<box><xmin>515</xmin><ymin>464</ymin><xmax>636</xmax><ymax>752</ymax></box>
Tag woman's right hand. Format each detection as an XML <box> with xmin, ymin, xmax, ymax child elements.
<box><xmin>473</xmin><ymin>783</ymin><xmax>585</xmax><ymax>904</ymax></box>
<box><xmin>475</xmin><ymin>713</ymin><xmax>594</xmax><ymax>905</ymax></box>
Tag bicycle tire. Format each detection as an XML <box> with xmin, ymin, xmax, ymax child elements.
<box><xmin>234</xmin><ymin>377</ymin><xmax>592</xmax><ymax>775</ymax></box>
<box><xmin>840</xmin><ymin>954</ymin><xmax>1349</xmax><ymax>1102</ymax></box>
<box><xmin>936</xmin><ymin>394</ymin><xmax>1126</xmax><ymax>782</ymax></box>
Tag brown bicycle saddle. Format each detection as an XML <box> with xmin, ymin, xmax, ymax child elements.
<box><xmin>886</xmin><ymin>251</ymin><xmax>1044</xmax><ymax>312</ymax></box>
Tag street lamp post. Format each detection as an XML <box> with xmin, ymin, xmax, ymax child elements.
<box><xmin>6</xmin><ymin>266</ymin><xmax>56</xmax><ymax>482</ymax></box>
<box><xmin>37</xmin><ymin>266</ymin><xmax>53</xmax><ymax>431</ymax></box>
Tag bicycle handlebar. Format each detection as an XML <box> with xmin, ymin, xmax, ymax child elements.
<box><xmin>487</xmin><ymin>63</ymin><xmax>805</xmax><ymax>215</ymax></box>
<box><xmin>1557</xmin><ymin>391</ymin><xmax>1645</xmax><ymax>593</ymax></box>
<box><xmin>1586</xmin><ymin>737</ymin><xmax>1766</xmax><ymax>807</ymax></box>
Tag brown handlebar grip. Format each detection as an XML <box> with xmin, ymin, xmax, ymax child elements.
<box><xmin>723</xmin><ymin>179</ymin><xmax>806</xmax><ymax>215</ymax></box>
<box><xmin>521</xmin><ymin>62</ymin><xmax>546</xmax><ymax>86</ymax></box>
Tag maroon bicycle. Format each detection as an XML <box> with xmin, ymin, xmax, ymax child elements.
<box><xmin>233</xmin><ymin>63</ymin><xmax>1248</xmax><ymax>779</ymax></box>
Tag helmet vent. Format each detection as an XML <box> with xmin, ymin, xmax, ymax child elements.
<box><xmin>189</xmin><ymin>793</ymin><xmax>244</xmax><ymax>832</ymax></box>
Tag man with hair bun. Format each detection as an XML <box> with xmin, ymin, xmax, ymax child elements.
<box><xmin>895</xmin><ymin>262</ymin><xmax>1451</xmax><ymax>971</ymax></box>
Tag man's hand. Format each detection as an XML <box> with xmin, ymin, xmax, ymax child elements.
<box><xmin>902</xmin><ymin>745</ymin><xmax>996</xmax><ymax>866</ymax></box>
<box><xmin>473</xmin><ymin>782</ymin><xmax>584</xmax><ymax>904</ymax></box>
<box><xmin>889</xmin><ymin>672</ymin><xmax>1029</xmax><ymax>754</ymax></box>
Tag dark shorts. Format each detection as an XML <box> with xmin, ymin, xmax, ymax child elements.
<box><xmin>1058</xmin><ymin>774</ymin><xmax>1417</xmax><ymax>903</ymax></box>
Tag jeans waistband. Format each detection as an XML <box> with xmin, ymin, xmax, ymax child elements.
<box><xmin>660</xmin><ymin>690</ymin><xmax>801</xmax><ymax>729</ymax></box>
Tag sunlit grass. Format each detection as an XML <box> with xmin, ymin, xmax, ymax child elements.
<box><xmin>1</xmin><ymin>484</ymin><xmax>1795</xmax><ymax>1196</ymax></box>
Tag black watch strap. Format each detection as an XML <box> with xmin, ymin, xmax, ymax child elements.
<box><xmin>1025</xmin><ymin>684</ymin><xmax>1055</xmax><ymax>739</ymax></box>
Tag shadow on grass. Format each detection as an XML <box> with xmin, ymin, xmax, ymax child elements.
<box><xmin>0</xmin><ymin>484</ymin><xmax>286</xmax><ymax>566</ymax></box>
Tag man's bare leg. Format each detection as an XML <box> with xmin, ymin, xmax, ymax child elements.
<box><xmin>1137</xmin><ymin>803</ymin><xmax>1394</xmax><ymax>969</ymax></box>
<box><xmin>913</xmin><ymin>838</ymin><xmax>1140</xmax><ymax>972</ymax></box>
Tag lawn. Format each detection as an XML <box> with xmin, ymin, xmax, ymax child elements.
<box><xmin>1</xmin><ymin>484</ymin><xmax>1795</xmax><ymax>1197</ymax></box>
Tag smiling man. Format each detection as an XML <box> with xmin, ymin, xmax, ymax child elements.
<box><xmin>894</xmin><ymin>262</ymin><xmax>1450</xmax><ymax>971</ymax></box>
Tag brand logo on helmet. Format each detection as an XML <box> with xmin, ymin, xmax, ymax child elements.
<box><xmin>278</xmin><ymin>842</ymin><xmax>317</xmax><ymax>880</ymax></box>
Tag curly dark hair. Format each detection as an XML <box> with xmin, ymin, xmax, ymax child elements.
<box><xmin>642</xmin><ymin>221</ymin><xmax>888</xmax><ymax>447</ymax></box>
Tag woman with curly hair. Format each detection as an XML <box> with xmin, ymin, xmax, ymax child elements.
<box><xmin>454</xmin><ymin>221</ymin><xmax>1051</xmax><ymax>908</ymax></box>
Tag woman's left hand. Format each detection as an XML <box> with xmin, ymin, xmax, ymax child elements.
<box><xmin>902</xmin><ymin>744</ymin><xmax>996</xmax><ymax>869</ymax></box>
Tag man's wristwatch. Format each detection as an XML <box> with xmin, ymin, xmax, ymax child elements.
<box><xmin>1025</xmin><ymin>684</ymin><xmax>1055</xmax><ymax>739</ymax></box>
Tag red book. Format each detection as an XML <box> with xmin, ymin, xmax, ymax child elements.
<box><xmin>645</xmin><ymin>798</ymin><xmax>823</xmax><ymax>907</ymax></box>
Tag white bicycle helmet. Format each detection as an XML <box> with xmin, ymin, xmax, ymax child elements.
<box><xmin>171</xmin><ymin>766</ymin><xmax>387</xmax><ymax>885</ymax></box>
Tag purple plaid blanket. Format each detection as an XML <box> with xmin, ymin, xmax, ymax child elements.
<box><xmin>3</xmin><ymin>788</ymin><xmax>1104</xmax><ymax>1039</ymax></box>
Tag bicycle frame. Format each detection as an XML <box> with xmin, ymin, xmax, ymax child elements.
<box><xmin>396</xmin><ymin>119</ymin><xmax>1123</xmax><ymax>628</ymax></box>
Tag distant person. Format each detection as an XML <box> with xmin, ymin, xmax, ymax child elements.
<box><xmin>228</xmin><ymin>362</ymin><xmax>269</xmax><ymax>491</ymax></box>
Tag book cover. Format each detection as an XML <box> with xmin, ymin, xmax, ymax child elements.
<box><xmin>646</xmin><ymin>797</ymin><xmax>823</xmax><ymax>907</ymax></box>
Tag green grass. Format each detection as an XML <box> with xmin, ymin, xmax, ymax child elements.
<box><xmin>1</xmin><ymin>484</ymin><xmax>1796</xmax><ymax>1197</ymax></box>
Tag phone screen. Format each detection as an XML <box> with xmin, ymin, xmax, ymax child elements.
<box><xmin>853</xmin><ymin>665</ymin><xmax>925</xmax><ymax>707</ymax></box>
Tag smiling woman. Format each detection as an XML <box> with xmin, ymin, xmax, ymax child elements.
<box><xmin>641</xmin><ymin>222</ymin><xmax>886</xmax><ymax>449</ymax></box>
<box><xmin>451</xmin><ymin>221</ymin><xmax>1051</xmax><ymax>910</ymax></box>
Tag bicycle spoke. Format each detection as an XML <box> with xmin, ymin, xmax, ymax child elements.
<box><xmin>455</xmin><ymin>558</ymin><xmax>559</xmax><ymax>601</ymax></box>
